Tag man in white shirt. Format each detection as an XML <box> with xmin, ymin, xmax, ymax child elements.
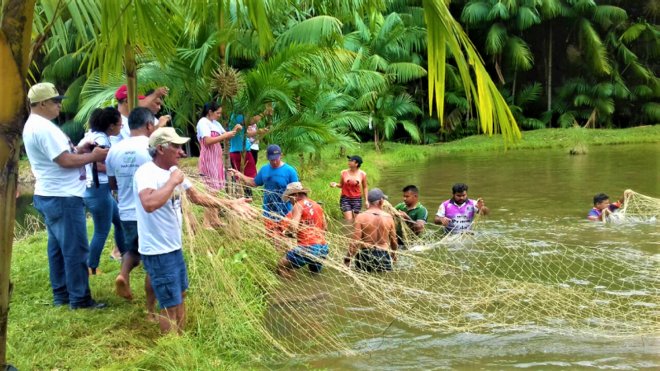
<box><xmin>23</xmin><ymin>82</ymin><xmax>109</xmax><ymax>309</ymax></box>
<box><xmin>134</xmin><ymin>127</ymin><xmax>254</xmax><ymax>334</ymax></box>
<box><xmin>106</xmin><ymin>107</ymin><xmax>157</xmax><ymax>313</ymax></box>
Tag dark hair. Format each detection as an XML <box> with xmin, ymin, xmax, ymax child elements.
<box><xmin>128</xmin><ymin>107</ymin><xmax>155</xmax><ymax>130</ymax></box>
<box><xmin>202</xmin><ymin>101</ymin><xmax>221</xmax><ymax>118</ymax></box>
<box><xmin>593</xmin><ymin>193</ymin><xmax>610</xmax><ymax>205</ymax></box>
<box><xmin>402</xmin><ymin>185</ymin><xmax>419</xmax><ymax>194</ymax></box>
<box><xmin>452</xmin><ymin>183</ymin><xmax>468</xmax><ymax>194</ymax></box>
<box><xmin>89</xmin><ymin>107</ymin><xmax>121</xmax><ymax>133</ymax></box>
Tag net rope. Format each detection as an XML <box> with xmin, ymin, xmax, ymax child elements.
<box><xmin>181</xmin><ymin>175</ymin><xmax>660</xmax><ymax>357</ymax></box>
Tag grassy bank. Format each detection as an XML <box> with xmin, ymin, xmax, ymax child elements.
<box><xmin>8</xmin><ymin>126</ymin><xmax>659</xmax><ymax>368</ymax></box>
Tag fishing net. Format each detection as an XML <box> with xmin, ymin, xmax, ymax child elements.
<box><xmin>178</xmin><ymin>180</ymin><xmax>659</xmax><ymax>358</ymax></box>
<box><xmin>608</xmin><ymin>189</ymin><xmax>660</xmax><ymax>223</ymax></box>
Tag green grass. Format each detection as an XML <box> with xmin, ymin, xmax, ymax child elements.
<box><xmin>8</xmin><ymin>126</ymin><xmax>659</xmax><ymax>368</ymax></box>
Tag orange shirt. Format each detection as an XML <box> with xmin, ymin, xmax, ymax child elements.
<box><xmin>285</xmin><ymin>199</ymin><xmax>326</xmax><ymax>247</ymax></box>
<box><xmin>340</xmin><ymin>169</ymin><xmax>366</xmax><ymax>198</ymax></box>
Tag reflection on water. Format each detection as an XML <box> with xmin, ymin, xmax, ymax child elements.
<box><xmin>272</xmin><ymin>144</ymin><xmax>659</xmax><ymax>369</ymax></box>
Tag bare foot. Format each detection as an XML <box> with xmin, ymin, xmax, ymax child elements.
<box><xmin>115</xmin><ymin>275</ymin><xmax>133</xmax><ymax>300</ymax></box>
<box><xmin>110</xmin><ymin>247</ymin><xmax>122</xmax><ymax>262</ymax></box>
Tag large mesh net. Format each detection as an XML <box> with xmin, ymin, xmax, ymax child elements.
<box><xmin>180</xmin><ymin>178</ymin><xmax>658</xmax><ymax>358</ymax></box>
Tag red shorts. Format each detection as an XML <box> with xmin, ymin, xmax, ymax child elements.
<box><xmin>229</xmin><ymin>151</ymin><xmax>257</xmax><ymax>178</ymax></box>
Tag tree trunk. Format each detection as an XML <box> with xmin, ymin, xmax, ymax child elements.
<box><xmin>124</xmin><ymin>44</ymin><xmax>137</xmax><ymax>111</ymax></box>
<box><xmin>0</xmin><ymin>1</ymin><xmax>37</xmax><ymax>367</ymax></box>
<box><xmin>547</xmin><ymin>23</ymin><xmax>553</xmax><ymax>113</ymax></box>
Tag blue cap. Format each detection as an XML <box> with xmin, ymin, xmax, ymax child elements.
<box><xmin>267</xmin><ymin>144</ymin><xmax>282</xmax><ymax>161</ymax></box>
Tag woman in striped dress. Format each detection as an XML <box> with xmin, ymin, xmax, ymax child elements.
<box><xmin>196</xmin><ymin>102</ymin><xmax>238</xmax><ymax>226</ymax></box>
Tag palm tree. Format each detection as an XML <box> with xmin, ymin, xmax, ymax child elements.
<box><xmin>0</xmin><ymin>2</ymin><xmax>36</xmax><ymax>366</ymax></box>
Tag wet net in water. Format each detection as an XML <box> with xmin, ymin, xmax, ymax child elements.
<box><xmin>180</xmin><ymin>180</ymin><xmax>659</xmax><ymax>358</ymax></box>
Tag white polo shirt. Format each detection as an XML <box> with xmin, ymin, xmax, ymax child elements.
<box><xmin>23</xmin><ymin>113</ymin><xmax>86</xmax><ymax>197</ymax></box>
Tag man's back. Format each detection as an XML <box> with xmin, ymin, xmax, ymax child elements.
<box><xmin>355</xmin><ymin>209</ymin><xmax>394</xmax><ymax>249</ymax></box>
<box><xmin>106</xmin><ymin>135</ymin><xmax>151</xmax><ymax>221</ymax></box>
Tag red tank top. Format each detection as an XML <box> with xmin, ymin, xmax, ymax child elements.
<box><xmin>286</xmin><ymin>199</ymin><xmax>326</xmax><ymax>246</ymax></box>
<box><xmin>340</xmin><ymin>169</ymin><xmax>366</xmax><ymax>198</ymax></box>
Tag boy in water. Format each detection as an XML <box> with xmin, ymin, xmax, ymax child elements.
<box><xmin>588</xmin><ymin>193</ymin><xmax>613</xmax><ymax>221</ymax></box>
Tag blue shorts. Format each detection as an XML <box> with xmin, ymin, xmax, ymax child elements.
<box><xmin>355</xmin><ymin>248</ymin><xmax>392</xmax><ymax>272</ymax></box>
<box><xmin>340</xmin><ymin>196</ymin><xmax>362</xmax><ymax>213</ymax></box>
<box><xmin>142</xmin><ymin>249</ymin><xmax>189</xmax><ymax>309</ymax></box>
<box><xmin>120</xmin><ymin>220</ymin><xmax>139</xmax><ymax>256</ymax></box>
<box><xmin>286</xmin><ymin>244</ymin><xmax>329</xmax><ymax>273</ymax></box>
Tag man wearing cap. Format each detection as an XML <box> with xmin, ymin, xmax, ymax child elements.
<box><xmin>278</xmin><ymin>182</ymin><xmax>328</xmax><ymax>278</ymax></box>
<box><xmin>112</xmin><ymin>85</ymin><xmax>170</xmax><ymax>145</ymax></box>
<box><xmin>229</xmin><ymin>144</ymin><xmax>299</xmax><ymax>248</ymax></box>
<box><xmin>23</xmin><ymin>82</ymin><xmax>110</xmax><ymax>309</ymax></box>
<box><xmin>330</xmin><ymin>155</ymin><xmax>369</xmax><ymax>222</ymax></box>
<box><xmin>134</xmin><ymin>127</ymin><xmax>254</xmax><ymax>333</ymax></box>
<box><xmin>344</xmin><ymin>188</ymin><xmax>398</xmax><ymax>272</ymax></box>
<box><xmin>106</xmin><ymin>108</ymin><xmax>157</xmax><ymax>311</ymax></box>
<box><xmin>433</xmin><ymin>183</ymin><xmax>489</xmax><ymax>234</ymax></box>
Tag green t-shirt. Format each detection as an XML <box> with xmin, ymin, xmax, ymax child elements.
<box><xmin>394</xmin><ymin>202</ymin><xmax>428</xmax><ymax>239</ymax></box>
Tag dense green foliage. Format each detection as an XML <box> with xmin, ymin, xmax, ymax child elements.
<box><xmin>29</xmin><ymin>1</ymin><xmax>657</xmax><ymax>149</ymax></box>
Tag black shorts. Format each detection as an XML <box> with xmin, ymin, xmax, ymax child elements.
<box><xmin>340</xmin><ymin>195</ymin><xmax>362</xmax><ymax>213</ymax></box>
<box><xmin>120</xmin><ymin>220</ymin><xmax>140</xmax><ymax>256</ymax></box>
<box><xmin>355</xmin><ymin>248</ymin><xmax>392</xmax><ymax>272</ymax></box>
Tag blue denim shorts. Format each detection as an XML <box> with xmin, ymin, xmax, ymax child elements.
<box><xmin>286</xmin><ymin>244</ymin><xmax>328</xmax><ymax>273</ymax></box>
<box><xmin>142</xmin><ymin>249</ymin><xmax>189</xmax><ymax>309</ymax></box>
<box><xmin>120</xmin><ymin>220</ymin><xmax>139</xmax><ymax>255</ymax></box>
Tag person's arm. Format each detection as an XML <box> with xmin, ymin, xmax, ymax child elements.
<box><xmin>138</xmin><ymin>171</ymin><xmax>183</xmax><ymax>213</ymax></box>
<box><xmin>186</xmin><ymin>187</ymin><xmax>255</xmax><ymax>218</ymax></box>
<box><xmin>344</xmin><ymin>218</ymin><xmax>363</xmax><ymax>266</ymax></box>
<box><xmin>54</xmin><ymin>146</ymin><xmax>108</xmax><ymax>169</ymax></box>
<box><xmin>108</xmin><ymin>176</ymin><xmax>118</xmax><ymax>191</ymax></box>
<box><xmin>287</xmin><ymin>202</ymin><xmax>303</xmax><ymax>234</ymax></box>
<box><xmin>362</xmin><ymin>171</ymin><xmax>369</xmax><ymax>207</ymax></box>
<box><xmin>330</xmin><ymin>171</ymin><xmax>344</xmax><ymax>188</ymax></box>
<box><xmin>202</xmin><ymin>130</ymin><xmax>236</xmax><ymax>146</ymax></box>
<box><xmin>227</xmin><ymin>168</ymin><xmax>257</xmax><ymax>187</ymax></box>
<box><xmin>476</xmin><ymin>198</ymin><xmax>490</xmax><ymax>216</ymax></box>
<box><xmin>434</xmin><ymin>202</ymin><xmax>450</xmax><ymax>226</ymax></box>
<box><xmin>413</xmin><ymin>207</ymin><xmax>428</xmax><ymax>234</ymax></box>
<box><xmin>388</xmin><ymin>218</ymin><xmax>398</xmax><ymax>261</ymax></box>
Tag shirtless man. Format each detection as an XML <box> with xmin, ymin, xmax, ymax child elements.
<box><xmin>343</xmin><ymin>188</ymin><xmax>398</xmax><ymax>272</ymax></box>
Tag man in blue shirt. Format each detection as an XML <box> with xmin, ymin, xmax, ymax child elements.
<box><xmin>229</xmin><ymin>144</ymin><xmax>298</xmax><ymax>248</ymax></box>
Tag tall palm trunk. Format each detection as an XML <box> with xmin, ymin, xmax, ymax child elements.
<box><xmin>546</xmin><ymin>23</ymin><xmax>553</xmax><ymax>112</ymax></box>
<box><xmin>124</xmin><ymin>44</ymin><xmax>138</xmax><ymax>111</ymax></box>
<box><xmin>0</xmin><ymin>1</ymin><xmax>37</xmax><ymax>367</ymax></box>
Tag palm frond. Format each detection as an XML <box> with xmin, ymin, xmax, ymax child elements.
<box><xmin>274</xmin><ymin>15</ymin><xmax>343</xmax><ymax>50</ymax></box>
<box><xmin>593</xmin><ymin>5</ymin><xmax>627</xmax><ymax>29</ymax></box>
<box><xmin>506</xmin><ymin>36</ymin><xmax>534</xmax><ymax>71</ymax></box>
<box><xmin>461</xmin><ymin>1</ymin><xmax>491</xmax><ymax>25</ymax></box>
<box><xmin>386</xmin><ymin>62</ymin><xmax>427</xmax><ymax>83</ymax></box>
<box><xmin>485</xmin><ymin>23</ymin><xmax>507</xmax><ymax>55</ymax></box>
<box><xmin>515</xmin><ymin>5</ymin><xmax>541</xmax><ymax>30</ymax></box>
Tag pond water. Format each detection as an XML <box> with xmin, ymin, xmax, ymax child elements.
<box><xmin>274</xmin><ymin>143</ymin><xmax>659</xmax><ymax>370</ymax></box>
